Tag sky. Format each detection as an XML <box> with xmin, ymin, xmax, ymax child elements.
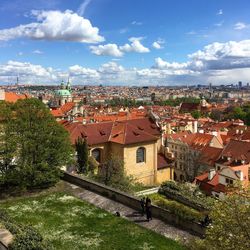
<box><xmin>1</xmin><ymin>0</ymin><xmax>250</xmax><ymax>86</ymax></box>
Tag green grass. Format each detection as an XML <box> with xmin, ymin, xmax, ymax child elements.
<box><xmin>0</xmin><ymin>192</ymin><xmax>185</xmax><ymax>250</ymax></box>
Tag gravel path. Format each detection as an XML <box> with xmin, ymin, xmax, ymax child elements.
<box><xmin>64</xmin><ymin>182</ymin><xmax>196</xmax><ymax>245</ymax></box>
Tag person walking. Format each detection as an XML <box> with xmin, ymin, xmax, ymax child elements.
<box><xmin>145</xmin><ymin>197</ymin><xmax>152</xmax><ymax>221</ymax></box>
<box><xmin>140</xmin><ymin>197</ymin><xmax>146</xmax><ymax>215</ymax></box>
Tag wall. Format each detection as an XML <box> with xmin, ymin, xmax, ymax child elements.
<box><xmin>156</xmin><ymin>168</ymin><xmax>172</xmax><ymax>184</ymax></box>
<box><xmin>123</xmin><ymin>141</ymin><xmax>157</xmax><ymax>185</ymax></box>
<box><xmin>62</xmin><ymin>172</ymin><xmax>205</xmax><ymax>237</ymax></box>
<box><xmin>0</xmin><ymin>241</ymin><xmax>7</xmax><ymax>250</ymax></box>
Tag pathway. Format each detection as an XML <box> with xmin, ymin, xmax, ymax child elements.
<box><xmin>64</xmin><ymin>182</ymin><xmax>196</xmax><ymax>245</ymax></box>
<box><xmin>0</xmin><ymin>228</ymin><xmax>13</xmax><ymax>250</ymax></box>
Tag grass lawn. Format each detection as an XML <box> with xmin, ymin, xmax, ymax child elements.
<box><xmin>0</xmin><ymin>192</ymin><xmax>186</xmax><ymax>250</ymax></box>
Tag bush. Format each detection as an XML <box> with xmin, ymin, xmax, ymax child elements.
<box><xmin>149</xmin><ymin>194</ymin><xmax>203</xmax><ymax>222</ymax></box>
<box><xmin>0</xmin><ymin>209</ymin><xmax>51</xmax><ymax>250</ymax></box>
<box><xmin>159</xmin><ymin>181</ymin><xmax>215</xmax><ymax>210</ymax></box>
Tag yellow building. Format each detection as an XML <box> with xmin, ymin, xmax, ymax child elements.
<box><xmin>63</xmin><ymin>118</ymin><xmax>174</xmax><ymax>185</ymax></box>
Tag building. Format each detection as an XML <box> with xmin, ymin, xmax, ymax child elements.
<box><xmin>164</xmin><ymin>132</ymin><xmax>223</xmax><ymax>181</ymax></box>
<box><xmin>0</xmin><ymin>88</ymin><xmax>28</xmax><ymax>102</ymax></box>
<box><xmin>195</xmin><ymin>139</ymin><xmax>250</xmax><ymax>198</ymax></box>
<box><xmin>54</xmin><ymin>80</ymin><xmax>72</xmax><ymax>106</ymax></box>
<box><xmin>62</xmin><ymin>117</ymin><xmax>174</xmax><ymax>185</ymax></box>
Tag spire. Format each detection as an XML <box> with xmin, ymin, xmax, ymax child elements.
<box><xmin>66</xmin><ymin>77</ymin><xmax>71</xmax><ymax>91</ymax></box>
<box><xmin>61</xmin><ymin>80</ymin><xmax>65</xmax><ymax>89</ymax></box>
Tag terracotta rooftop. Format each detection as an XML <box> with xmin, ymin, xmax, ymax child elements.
<box><xmin>5</xmin><ymin>92</ymin><xmax>28</xmax><ymax>103</ymax></box>
<box><xmin>63</xmin><ymin>117</ymin><xmax>161</xmax><ymax>146</ymax></box>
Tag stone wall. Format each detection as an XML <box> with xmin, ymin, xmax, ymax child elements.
<box><xmin>62</xmin><ymin>172</ymin><xmax>205</xmax><ymax>237</ymax></box>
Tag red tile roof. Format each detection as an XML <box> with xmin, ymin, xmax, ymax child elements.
<box><xmin>5</xmin><ymin>92</ymin><xmax>28</xmax><ymax>103</ymax></box>
<box><xmin>61</xmin><ymin>102</ymin><xmax>75</xmax><ymax>114</ymax></box>
<box><xmin>51</xmin><ymin>109</ymin><xmax>63</xmax><ymax>118</ymax></box>
<box><xmin>157</xmin><ymin>153</ymin><xmax>174</xmax><ymax>170</ymax></box>
<box><xmin>63</xmin><ymin>117</ymin><xmax>161</xmax><ymax>146</ymax></box>
<box><xmin>220</xmin><ymin>139</ymin><xmax>250</xmax><ymax>163</ymax></box>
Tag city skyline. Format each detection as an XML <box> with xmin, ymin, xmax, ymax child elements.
<box><xmin>1</xmin><ymin>0</ymin><xmax>250</xmax><ymax>85</ymax></box>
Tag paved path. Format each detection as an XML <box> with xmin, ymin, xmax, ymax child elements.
<box><xmin>0</xmin><ymin>228</ymin><xmax>13</xmax><ymax>249</ymax></box>
<box><xmin>64</xmin><ymin>182</ymin><xmax>196</xmax><ymax>245</ymax></box>
<box><xmin>135</xmin><ymin>187</ymin><xmax>159</xmax><ymax>196</ymax></box>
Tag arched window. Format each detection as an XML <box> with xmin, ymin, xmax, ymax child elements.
<box><xmin>136</xmin><ymin>147</ymin><xmax>146</xmax><ymax>163</ymax></box>
<box><xmin>92</xmin><ymin>148</ymin><xmax>101</xmax><ymax>163</ymax></box>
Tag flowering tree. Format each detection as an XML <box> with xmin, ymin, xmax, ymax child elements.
<box><xmin>194</xmin><ymin>185</ymin><xmax>250</xmax><ymax>250</ymax></box>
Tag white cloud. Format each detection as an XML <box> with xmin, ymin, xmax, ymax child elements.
<box><xmin>214</xmin><ymin>21</ymin><xmax>224</xmax><ymax>27</ymax></box>
<box><xmin>32</xmin><ymin>49</ymin><xmax>43</xmax><ymax>54</ymax></box>
<box><xmin>234</xmin><ymin>22</ymin><xmax>248</xmax><ymax>30</ymax></box>
<box><xmin>120</xmin><ymin>37</ymin><xmax>150</xmax><ymax>53</ymax></box>
<box><xmin>90</xmin><ymin>37</ymin><xmax>150</xmax><ymax>57</ymax></box>
<box><xmin>77</xmin><ymin>0</ymin><xmax>92</xmax><ymax>16</ymax></box>
<box><xmin>69</xmin><ymin>65</ymin><xmax>99</xmax><ymax>78</ymax></box>
<box><xmin>186</xmin><ymin>31</ymin><xmax>197</xmax><ymax>35</ymax></box>
<box><xmin>18</xmin><ymin>52</ymin><xmax>23</xmax><ymax>56</ymax></box>
<box><xmin>0</xmin><ymin>10</ymin><xmax>104</xmax><ymax>43</ymax></box>
<box><xmin>119</xmin><ymin>27</ymin><xmax>129</xmax><ymax>34</ymax></box>
<box><xmin>98</xmin><ymin>62</ymin><xmax>124</xmax><ymax>74</ymax></box>
<box><xmin>131</xmin><ymin>21</ymin><xmax>142</xmax><ymax>25</ymax></box>
<box><xmin>217</xmin><ymin>9</ymin><xmax>223</xmax><ymax>15</ymax></box>
<box><xmin>0</xmin><ymin>60</ymin><xmax>57</xmax><ymax>83</ymax></box>
<box><xmin>90</xmin><ymin>44</ymin><xmax>124</xmax><ymax>57</ymax></box>
<box><xmin>2</xmin><ymin>40</ymin><xmax>250</xmax><ymax>86</ymax></box>
<box><xmin>154</xmin><ymin>57</ymin><xmax>189</xmax><ymax>70</ymax></box>
<box><xmin>152</xmin><ymin>38</ymin><xmax>165</xmax><ymax>49</ymax></box>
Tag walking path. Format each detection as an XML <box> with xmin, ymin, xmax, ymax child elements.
<box><xmin>135</xmin><ymin>187</ymin><xmax>159</xmax><ymax>196</ymax></box>
<box><xmin>64</xmin><ymin>182</ymin><xmax>196</xmax><ymax>245</ymax></box>
<box><xmin>0</xmin><ymin>228</ymin><xmax>13</xmax><ymax>249</ymax></box>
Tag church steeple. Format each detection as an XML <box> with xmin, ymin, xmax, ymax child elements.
<box><xmin>61</xmin><ymin>80</ymin><xmax>65</xmax><ymax>89</ymax></box>
<box><xmin>66</xmin><ymin>77</ymin><xmax>71</xmax><ymax>92</ymax></box>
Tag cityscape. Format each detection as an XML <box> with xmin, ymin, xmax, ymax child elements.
<box><xmin>0</xmin><ymin>1</ymin><xmax>249</xmax><ymax>250</ymax></box>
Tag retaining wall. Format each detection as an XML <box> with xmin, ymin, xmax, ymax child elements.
<box><xmin>62</xmin><ymin>172</ymin><xmax>206</xmax><ymax>237</ymax></box>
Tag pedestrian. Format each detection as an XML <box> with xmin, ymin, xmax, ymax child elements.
<box><xmin>145</xmin><ymin>197</ymin><xmax>152</xmax><ymax>221</ymax></box>
<box><xmin>140</xmin><ymin>197</ymin><xmax>145</xmax><ymax>215</ymax></box>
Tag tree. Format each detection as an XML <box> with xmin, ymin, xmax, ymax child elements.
<box><xmin>0</xmin><ymin>102</ymin><xmax>17</xmax><ymax>186</ymax></box>
<box><xmin>97</xmin><ymin>155</ymin><xmax>133</xmax><ymax>192</ymax></box>
<box><xmin>194</xmin><ymin>185</ymin><xmax>250</xmax><ymax>250</ymax></box>
<box><xmin>1</xmin><ymin>98</ymin><xmax>73</xmax><ymax>189</ymax></box>
<box><xmin>75</xmin><ymin>137</ymin><xmax>89</xmax><ymax>173</ymax></box>
<box><xmin>191</xmin><ymin>110</ymin><xmax>201</xmax><ymax>119</ymax></box>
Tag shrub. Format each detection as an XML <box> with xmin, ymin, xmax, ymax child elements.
<box><xmin>0</xmin><ymin>209</ymin><xmax>51</xmax><ymax>250</ymax></box>
<box><xmin>149</xmin><ymin>194</ymin><xmax>203</xmax><ymax>222</ymax></box>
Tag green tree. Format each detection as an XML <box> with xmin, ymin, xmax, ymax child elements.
<box><xmin>97</xmin><ymin>155</ymin><xmax>133</xmax><ymax>192</ymax></box>
<box><xmin>193</xmin><ymin>186</ymin><xmax>250</xmax><ymax>250</ymax></box>
<box><xmin>191</xmin><ymin>110</ymin><xmax>201</xmax><ymax>119</ymax></box>
<box><xmin>75</xmin><ymin>137</ymin><xmax>89</xmax><ymax>173</ymax></box>
<box><xmin>1</xmin><ymin>98</ymin><xmax>73</xmax><ymax>189</ymax></box>
<box><xmin>0</xmin><ymin>102</ymin><xmax>17</xmax><ymax>186</ymax></box>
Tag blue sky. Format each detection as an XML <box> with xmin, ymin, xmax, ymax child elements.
<box><xmin>0</xmin><ymin>0</ymin><xmax>250</xmax><ymax>85</ymax></box>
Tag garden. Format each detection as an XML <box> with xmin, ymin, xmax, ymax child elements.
<box><xmin>0</xmin><ymin>192</ymin><xmax>186</xmax><ymax>250</ymax></box>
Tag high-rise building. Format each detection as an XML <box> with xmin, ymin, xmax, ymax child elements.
<box><xmin>238</xmin><ymin>81</ymin><xmax>242</xmax><ymax>89</ymax></box>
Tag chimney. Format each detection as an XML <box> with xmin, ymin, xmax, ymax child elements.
<box><xmin>235</xmin><ymin>170</ymin><xmax>244</xmax><ymax>181</ymax></box>
<box><xmin>208</xmin><ymin>169</ymin><xmax>216</xmax><ymax>180</ymax></box>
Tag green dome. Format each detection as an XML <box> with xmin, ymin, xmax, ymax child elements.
<box><xmin>55</xmin><ymin>89</ymin><xmax>71</xmax><ymax>96</ymax></box>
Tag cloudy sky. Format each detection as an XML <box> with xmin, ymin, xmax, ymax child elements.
<box><xmin>1</xmin><ymin>0</ymin><xmax>250</xmax><ymax>85</ymax></box>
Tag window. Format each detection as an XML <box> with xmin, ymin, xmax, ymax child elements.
<box><xmin>226</xmin><ymin>178</ymin><xmax>233</xmax><ymax>185</ymax></box>
<box><xmin>92</xmin><ymin>148</ymin><xmax>101</xmax><ymax>163</ymax></box>
<box><xmin>136</xmin><ymin>147</ymin><xmax>146</xmax><ymax>163</ymax></box>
